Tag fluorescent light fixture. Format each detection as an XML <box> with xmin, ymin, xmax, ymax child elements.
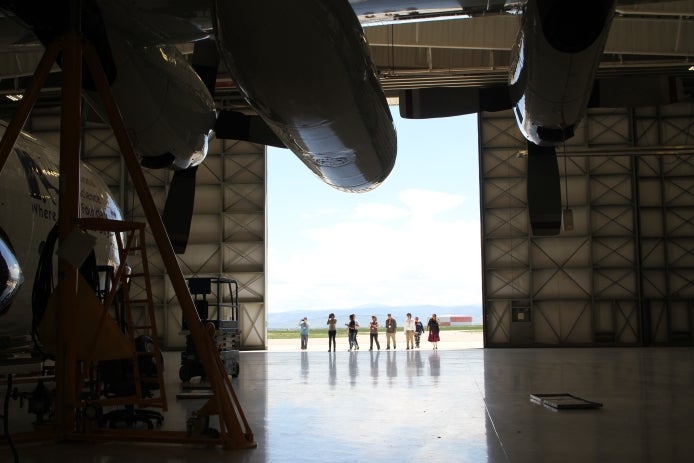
<box><xmin>5</xmin><ymin>94</ymin><xmax>23</xmax><ymax>101</ymax></box>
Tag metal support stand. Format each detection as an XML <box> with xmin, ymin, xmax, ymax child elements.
<box><xmin>0</xmin><ymin>31</ymin><xmax>255</xmax><ymax>449</ymax></box>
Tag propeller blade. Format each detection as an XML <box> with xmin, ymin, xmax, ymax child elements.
<box><xmin>162</xmin><ymin>166</ymin><xmax>198</xmax><ymax>254</ymax></box>
<box><xmin>526</xmin><ymin>143</ymin><xmax>562</xmax><ymax>236</ymax></box>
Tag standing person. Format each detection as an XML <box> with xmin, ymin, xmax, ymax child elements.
<box><xmin>414</xmin><ymin>316</ymin><xmax>425</xmax><ymax>348</ymax></box>
<box><xmin>346</xmin><ymin>314</ymin><xmax>360</xmax><ymax>351</ymax></box>
<box><xmin>404</xmin><ymin>313</ymin><xmax>415</xmax><ymax>349</ymax></box>
<box><xmin>299</xmin><ymin>317</ymin><xmax>310</xmax><ymax>350</ymax></box>
<box><xmin>326</xmin><ymin>313</ymin><xmax>337</xmax><ymax>352</ymax></box>
<box><xmin>427</xmin><ymin>314</ymin><xmax>440</xmax><ymax>350</ymax></box>
<box><xmin>385</xmin><ymin>313</ymin><xmax>397</xmax><ymax>350</ymax></box>
<box><xmin>369</xmin><ymin>315</ymin><xmax>381</xmax><ymax>351</ymax></box>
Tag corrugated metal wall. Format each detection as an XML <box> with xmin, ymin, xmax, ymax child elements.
<box><xmin>24</xmin><ymin>108</ymin><xmax>268</xmax><ymax>350</ymax></box>
<box><xmin>481</xmin><ymin>102</ymin><xmax>694</xmax><ymax>347</ymax></box>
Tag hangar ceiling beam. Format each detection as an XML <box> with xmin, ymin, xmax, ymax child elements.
<box><xmin>364</xmin><ymin>11</ymin><xmax>694</xmax><ymax>56</ymax></box>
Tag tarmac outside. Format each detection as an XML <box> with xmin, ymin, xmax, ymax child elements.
<box><xmin>266</xmin><ymin>328</ymin><xmax>483</xmax><ymax>352</ymax></box>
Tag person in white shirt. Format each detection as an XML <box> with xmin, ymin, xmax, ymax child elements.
<box><xmin>404</xmin><ymin>313</ymin><xmax>415</xmax><ymax>350</ymax></box>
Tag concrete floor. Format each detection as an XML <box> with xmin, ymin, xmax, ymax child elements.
<box><xmin>2</xmin><ymin>346</ymin><xmax>694</xmax><ymax>462</ymax></box>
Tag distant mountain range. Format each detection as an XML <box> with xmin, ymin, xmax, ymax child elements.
<box><xmin>267</xmin><ymin>304</ymin><xmax>482</xmax><ymax>329</ymax></box>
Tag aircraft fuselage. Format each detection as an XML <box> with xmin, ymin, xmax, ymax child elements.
<box><xmin>0</xmin><ymin>122</ymin><xmax>123</xmax><ymax>335</ymax></box>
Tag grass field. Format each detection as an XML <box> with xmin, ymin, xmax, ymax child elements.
<box><xmin>267</xmin><ymin>325</ymin><xmax>483</xmax><ymax>339</ymax></box>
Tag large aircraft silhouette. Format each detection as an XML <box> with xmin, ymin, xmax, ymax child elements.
<box><xmin>0</xmin><ymin>0</ymin><xmax>686</xmax><ymax>249</ymax></box>
<box><xmin>0</xmin><ymin>0</ymin><xmax>400</xmax><ymax>252</ymax></box>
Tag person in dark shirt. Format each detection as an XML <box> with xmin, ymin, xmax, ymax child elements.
<box><xmin>385</xmin><ymin>313</ymin><xmax>397</xmax><ymax>349</ymax></box>
<box><xmin>414</xmin><ymin>316</ymin><xmax>425</xmax><ymax>348</ymax></box>
<box><xmin>327</xmin><ymin>313</ymin><xmax>337</xmax><ymax>352</ymax></box>
<box><xmin>299</xmin><ymin>317</ymin><xmax>310</xmax><ymax>350</ymax></box>
<box><xmin>369</xmin><ymin>315</ymin><xmax>381</xmax><ymax>351</ymax></box>
<box><xmin>427</xmin><ymin>314</ymin><xmax>440</xmax><ymax>350</ymax></box>
<box><xmin>346</xmin><ymin>314</ymin><xmax>360</xmax><ymax>351</ymax></box>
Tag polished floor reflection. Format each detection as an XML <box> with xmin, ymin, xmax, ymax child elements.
<box><xmin>3</xmin><ymin>347</ymin><xmax>694</xmax><ymax>462</ymax></box>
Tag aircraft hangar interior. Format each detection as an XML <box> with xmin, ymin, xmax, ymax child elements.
<box><xmin>1</xmin><ymin>1</ymin><xmax>694</xmax><ymax>462</ymax></box>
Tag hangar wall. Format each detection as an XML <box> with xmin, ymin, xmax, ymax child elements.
<box><xmin>481</xmin><ymin>101</ymin><xmax>694</xmax><ymax>347</ymax></box>
<box><xmin>24</xmin><ymin>109</ymin><xmax>268</xmax><ymax>350</ymax></box>
<box><xmin>149</xmin><ymin>137</ymin><xmax>268</xmax><ymax>351</ymax></box>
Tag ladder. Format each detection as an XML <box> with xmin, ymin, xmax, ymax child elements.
<box><xmin>76</xmin><ymin>218</ymin><xmax>167</xmax><ymax>412</ymax></box>
<box><xmin>118</xmin><ymin>221</ymin><xmax>167</xmax><ymax>411</ymax></box>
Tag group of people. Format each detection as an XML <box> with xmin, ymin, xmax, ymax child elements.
<box><xmin>303</xmin><ymin>313</ymin><xmax>441</xmax><ymax>351</ymax></box>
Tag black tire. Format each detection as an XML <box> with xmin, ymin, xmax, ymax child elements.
<box><xmin>179</xmin><ymin>364</ymin><xmax>191</xmax><ymax>382</ymax></box>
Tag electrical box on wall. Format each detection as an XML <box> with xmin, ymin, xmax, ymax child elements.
<box><xmin>510</xmin><ymin>300</ymin><xmax>533</xmax><ymax>345</ymax></box>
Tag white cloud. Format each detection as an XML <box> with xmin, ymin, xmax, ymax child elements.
<box><xmin>268</xmin><ymin>188</ymin><xmax>481</xmax><ymax>312</ymax></box>
<box><xmin>399</xmin><ymin>189</ymin><xmax>466</xmax><ymax>218</ymax></box>
<box><xmin>352</xmin><ymin>202</ymin><xmax>409</xmax><ymax>222</ymax></box>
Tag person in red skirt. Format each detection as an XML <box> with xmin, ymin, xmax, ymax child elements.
<box><xmin>427</xmin><ymin>314</ymin><xmax>440</xmax><ymax>349</ymax></box>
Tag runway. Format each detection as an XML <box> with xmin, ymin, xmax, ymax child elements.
<box><xmin>3</xmin><ymin>343</ymin><xmax>694</xmax><ymax>462</ymax></box>
<box><xmin>267</xmin><ymin>329</ymin><xmax>484</xmax><ymax>352</ymax></box>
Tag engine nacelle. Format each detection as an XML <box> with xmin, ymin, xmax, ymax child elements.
<box><xmin>509</xmin><ymin>0</ymin><xmax>615</xmax><ymax>145</ymax></box>
<box><xmin>0</xmin><ymin>232</ymin><xmax>23</xmax><ymax>316</ymax></box>
<box><xmin>83</xmin><ymin>2</ymin><xmax>217</xmax><ymax>170</ymax></box>
<box><xmin>214</xmin><ymin>0</ymin><xmax>397</xmax><ymax>192</ymax></box>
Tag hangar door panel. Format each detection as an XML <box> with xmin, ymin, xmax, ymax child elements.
<box><xmin>481</xmin><ymin>103</ymin><xmax>694</xmax><ymax>347</ymax></box>
<box><xmin>160</xmin><ymin>139</ymin><xmax>267</xmax><ymax>350</ymax></box>
<box><xmin>638</xmin><ymin>151</ymin><xmax>694</xmax><ymax>344</ymax></box>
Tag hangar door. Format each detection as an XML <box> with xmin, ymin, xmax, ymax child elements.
<box><xmin>481</xmin><ymin>101</ymin><xmax>694</xmax><ymax>347</ymax></box>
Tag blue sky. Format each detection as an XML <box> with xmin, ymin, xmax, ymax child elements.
<box><xmin>267</xmin><ymin>108</ymin><xmax>481</xmax><ymax>313</ymax></box>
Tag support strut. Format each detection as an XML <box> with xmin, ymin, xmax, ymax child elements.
<box><xmin>0</xmin><ymin>31</ymin><xmax>255</xmax><ymax>449</ymax></box>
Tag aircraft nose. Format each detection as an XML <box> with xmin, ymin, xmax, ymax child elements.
<box><xmin>0</xmin><ymin>234</ymin><xmax>24</xmax><ymax>317</ymax></box>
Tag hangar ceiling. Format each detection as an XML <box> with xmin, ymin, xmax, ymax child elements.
<box><xmin>2</xmin><ymin>2</ymin><xmax>694</xmax><ymax>106</ymax></box>
<box><xmin>364</xmin><ymin>2</ymin><xmax>694</xmax><ymax>94</ymax></box>
<box><xmin>0</xmin><ymin>2</ymin><xmax>693</xmax><ymax>350</ymax></box>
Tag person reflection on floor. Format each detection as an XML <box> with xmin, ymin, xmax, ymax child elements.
<box><xmin>301</xmin><ymin>351</ymin><xmax>309</xmax><ymax>382</ymax></box>
<box><xmin>429</xmin><ymin>350</ymin><xmax>440</xmax><ymax>378</ymax></box>
<box><xmin>328</xmin><ymin>351</ymin><xmax>337</xmax><ymax>387</ymax></box>
<box><xmin>349</xmin><ymin>351</ymin><xmax>358</xmax><ymax>386</ymax></box>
